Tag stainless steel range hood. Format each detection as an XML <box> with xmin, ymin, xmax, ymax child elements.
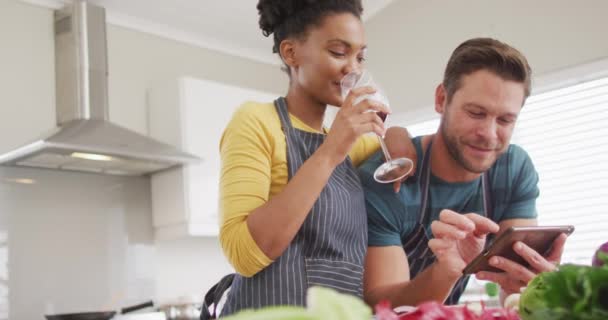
<box><xmin>0</xmin><ymin>0</ymin><xmax>200</xmax><ymax>176</ymax></box>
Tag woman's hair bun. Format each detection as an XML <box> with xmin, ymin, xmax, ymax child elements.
<box><xmin>257</xmin><ymin>0</ymin><xmax>316</xmax><ymax>37</ymax></box>
<box><xmin>257</xmin><ymin>0</ymin><xmax>363</xmax><ymax>58</ymax></box>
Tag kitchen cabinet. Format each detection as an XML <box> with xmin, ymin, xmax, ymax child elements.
<box><xmin>148</xmin><ymin>77</ymin><xmax>277</xmax><ymax>238</ymax></box>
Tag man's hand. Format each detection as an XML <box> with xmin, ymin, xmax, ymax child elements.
<box><xmin>476</xmin><ymin>233</ymin><xmax>567</xmax><ymax>294</ymax></box>
<box><xmin>428</xmin><ymin>210</ymin><xmax>499</xmax><ymax>277</ymax></box>
<box><xmin>383</xmin><ymin>127</ymin><xmax>417</xmax><ymax>192</ymax></box>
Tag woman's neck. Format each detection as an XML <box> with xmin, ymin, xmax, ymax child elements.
<box><xmin>285</xmin><ymin>89</ymin><xmax>327</xmax><ymax>132</ymax></box>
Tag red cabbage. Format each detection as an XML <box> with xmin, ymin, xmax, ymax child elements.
<box><xmin>374</xmin><ymin>301</ymin><xmax>520</xmax><ymax>320</ymax></box>
<box><xmin>592</xmin><ymin>241</ymin><xmax>608</xmax><ymax>267</ymax></box>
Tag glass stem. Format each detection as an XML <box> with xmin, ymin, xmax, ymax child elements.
<box><xmin>377</xmin><ymin>135</ymin><xmax>393</xmax><ymax>162</ymax></box>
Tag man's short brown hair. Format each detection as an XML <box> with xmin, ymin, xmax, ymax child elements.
<box><xmin>443</xmin><ymin>38</ymin><xmax>532</xmax><ymax>104</ymax></box>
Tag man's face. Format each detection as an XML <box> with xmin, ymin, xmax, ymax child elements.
<box><xmin>437</xmin><ymin>69</ymin><xmax>526</xmax><ymax>173</ymax></box>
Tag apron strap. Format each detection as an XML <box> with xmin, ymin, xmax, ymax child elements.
<box><xmin>274</xmin><ymin>97</ymin><xmax>293</xmax><ymax>131</ymax></box>
<box><xmin>404</xmin><ymin>136</ymin><xmax>494</xmax><ymax>305</ymax></box>
<box><xmin>418</xmin><ymin>137</ymin><xmax>434</xmax><ymax>223</ymax></box>
<box><xmin>200</xmin><ymin>273</ymin><xmax>235</xmax><ymax>320</ymax></box>
<box><xmin>401</xmin><ymin>138</ymin><xmax>434</xmax><ymax>251</ymax></box>
<box><xmin>482</xmin><ymin>171</ymin><xmax>493</xmax><ymax>220</ymax></box>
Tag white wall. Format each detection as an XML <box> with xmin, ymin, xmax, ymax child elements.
<box><xmin>0</xmin><ymin>1</ymin><xmax>284</xmax><ymax>319</ymax></box>
<box><xmin>364</xmin><ymin>0</ymin><xmax>608</xmax><ymax>124</ymax></box>
<box><xmin>154</xmin><ymin>238</ymin><xmax>233</xmax><ymax>304</ymax></box>
<box><xmin>105</xmin><ymin>21</ymin><xmax>286</xmax><ymax>138</ymax></box>
<box><xmin>0</xmin><ymin>167</ymin><xmax>155</xmax><ymax>319</ymax></box>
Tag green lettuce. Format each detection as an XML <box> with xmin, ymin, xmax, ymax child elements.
<box><xmin>219</xmin><ymin>306</ymin><xmax>316</xmax><ymax>320</ymax></box>
<box><xmin>307</xmin><ymin>286</ymin><xmax>371</xmax><ymax>320</ymax></box>
<box><xmin>220</xmin><ymin>286</ymin><xmax>371</xmax><ymax>320</ymax></box>
<box><xmin>519</xmin><ymin>263</ymin><xmax>608</xmax><ymax>320</ymax></box>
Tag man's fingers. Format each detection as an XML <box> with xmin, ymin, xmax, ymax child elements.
<box><xmin>487</xmin><ymin>255</ymin><xmax>537</xmax><ymax>284</ymax></box>
<box><xmin>431</xmin><ymin>220</ymin><xmax>467</xmax><ymax>240</ymax></box>
<box><xmin>392</xmin><ymin>171</ymin><xmax>414</xmax><ymax>193</ymax></box>
<box><xmin>463</xmin><ymin>213</ymin><xmax>499</xmax><ymax>236</ymax></box>
<box><xmin>438</xmin><ymin>209</ymin><xmax>475</xmax><ymax>233</ymax></box>
<box><xmin>476</xmin><ymin>272</ymin><xmax>526</xmax><ymax>295</ymax></box>
<box><xmin>513</xmin><ymin>241</ymin><xmax>557</xmax><ymax>272</ymax></box>
<box><xmin>393</xmin><ymin>181</ymin><xmax>401</xmax><ymax>193</ymax></box>
<box><xmin>544</xmin><ymin>233</ymin><xmax>568</xmax><ymax>264</ymax></box>
<box><xmin>429</xmin><ymin>238</ymin><xmax>454</xmax><ymax>251</ymax></box>
<box><xmin>476</xmin><ymin>235</ymin><xmax>567</xmax><ymax>296</ymax></box>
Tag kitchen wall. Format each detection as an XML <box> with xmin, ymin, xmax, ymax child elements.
<box><xmin>0</xmin><ymin>1</ymin><xmax>283</xmax><ymax>319</ymax></box>
<box><xmin>365</xmin><ymin>0</ymin><xmax>608</xmax><ymax>124</ymax></box>
<box><xmin>0</xmin><ymin>167</ymin><xmax>155</xmax><ymax>319</ymax></box>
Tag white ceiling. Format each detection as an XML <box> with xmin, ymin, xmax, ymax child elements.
<box><xmin>22</xmin><ymin>0</ymin><xmax>394</xmax><ymax>65</ymax></box>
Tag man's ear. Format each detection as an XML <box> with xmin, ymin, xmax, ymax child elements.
<box><xmin>435</xmin><ymin>84</ymin><xmax>447</xmax><ymax>114</ymax></box>
<box><xmin>279</xmin><ymin>39</ymin><xmax>297</xmax><ymax>68</ymax></box>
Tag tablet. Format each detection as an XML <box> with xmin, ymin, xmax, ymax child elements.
<box><xmin>462</xmin><ymin>225</ymin><xmax>575</xmax><ymax>275</ymax></box>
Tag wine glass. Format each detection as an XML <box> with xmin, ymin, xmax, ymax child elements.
<box><xmin>341</xmin><ymin>70</ymin><xmax>414</xmax><ymax>183</ymax></box>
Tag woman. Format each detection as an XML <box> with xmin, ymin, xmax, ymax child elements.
<box><xmin>216</xmin><ymin>0</ymin><xmax>397</xmax><ymax>316</ymax></box>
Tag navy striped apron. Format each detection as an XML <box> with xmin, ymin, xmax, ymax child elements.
<box><xmin>403</xmin><ymin>138</ymin><xmax>493</xmax><ymax>305</ymax></box>
<box><xmin>220</xmin><ymin>97</ymin><xmax>368</xmax><ymax>316</ymax></box>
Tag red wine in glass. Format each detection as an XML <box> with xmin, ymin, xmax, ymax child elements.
<box><xmin>340</xmin><ymin>70</ymin><xmax>414</xmax><ymax>183</ymax></box>
<box><xmin>377</xmin><ymin>111</ymin><xmax>388</xmax><ymax>123</ymax></box>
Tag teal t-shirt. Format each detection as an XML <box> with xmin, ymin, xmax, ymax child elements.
<box><xmin>359</xmin><ymin>136</ymin><xmax>539</xmax><ymax>247</ymax></box>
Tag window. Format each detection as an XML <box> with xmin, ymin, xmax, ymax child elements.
<box><xmin>402</xmin><ymin>76</ymin><xmax>608</xmax><ymax>266</ymax></box>
<box><xmin>514</xmin><ymin>75</ymin><xmax>608</xmax><ymax>265</ymax></box>
<box><xmin>406</xmin><ymin>117</ymin><xmax>440</xmax><ymax>137</ymax></box>
<box><xmin>400</xmin><ymin>68</ymin><xmax>608</xmax><ymax>303</ymax></box>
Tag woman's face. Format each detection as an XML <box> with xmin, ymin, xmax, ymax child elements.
<box><xmin>288</xmin><ymin>12</ymin><xmax>367</xmax><ymax>107</ymax></box>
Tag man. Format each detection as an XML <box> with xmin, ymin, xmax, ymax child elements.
<box><xmin>359</xmin><ymin>37</ymin><xmax>568</xmax><ymax>307</ymax></box>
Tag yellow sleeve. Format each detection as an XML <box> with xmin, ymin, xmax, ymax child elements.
<box><xmin>219</xmin><ymin>103</ymin><xmax>274</xmax><ymax>277</ymax></box>
<box><xmin>348</xmin><ymin>134</ymin><xmax>381</xmax><ymax>166</ymax></box>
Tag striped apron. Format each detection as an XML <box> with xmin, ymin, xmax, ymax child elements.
<box><xmin>220</xmin><ymin>97</ymin><xmax>368</xmax><ymax>316</ymax></box>
<box><xmin>403</xmin><ymin>138</ymin><xmax>493</xmax><ymax>305</ymax></box>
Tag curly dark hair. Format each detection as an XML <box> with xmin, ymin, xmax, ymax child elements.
<box><xmin>257</xmin><ymin>0</ymin><xmax>363</xmax><ymax>60</ymax></box>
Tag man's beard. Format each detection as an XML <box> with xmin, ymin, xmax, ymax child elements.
<box><xmin>440</xmin><ymin>119</ymin><xmax>499</xmax><ymax>174</ymax></box>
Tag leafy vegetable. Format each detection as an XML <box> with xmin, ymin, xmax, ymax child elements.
<box><xmin>519</xmin><ymin>263</ymin><xmax>608</xmax><ymax>320</ymax></box>
<box><xmin>219</xmin><ymin>286</ymin><xmax>371</xmax><ymax>320</ymax></box>
<box><xmin>374</xmin><ymin>300</ymin><xmax>520</xmax><ymax>320</ymax></box>
<box><xmin>306</xmin><ymin>286</ymin><xmax>371</xmax><ymax>320</ymax></box>
<box><xmin>592</xmin><ymin>241</ymin><xmax>608</xmax><ymax>267</ymax></box>
<box><xmin>485</xmin><ymin>282</ymin><xmax>499</xmax><ymax>297</ymax></box>
<box><xmin>220</xmin><ymin>306</ymin><xmax>316</xmax><ymax>320</ymax></box>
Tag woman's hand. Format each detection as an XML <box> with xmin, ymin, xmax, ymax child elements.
<box><xmin>476</xmin><ymin>233</ymin><xmax>567</xmax><ymax>294</ymax></box>
<box><xmin>429</xmin><ymin>210</ymin><xmax>500</xmax><ymax>278</ymax></box>
<box><xmin>320</xmin><ymin>86</ymin><xmax>390</xmax><ymax>167</ymax></box>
